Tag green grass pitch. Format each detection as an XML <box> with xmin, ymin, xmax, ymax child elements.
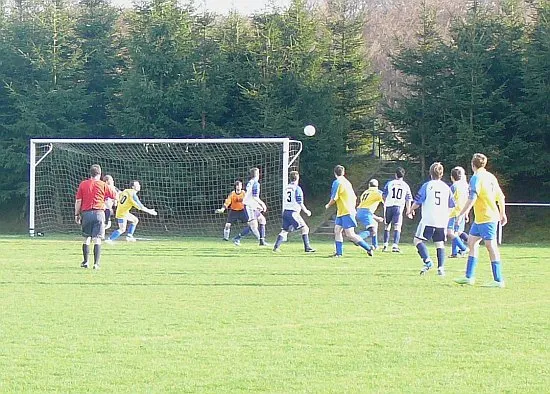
<box><xmin>0</xmin><ymin>236</ymin><xmax>548</xmax><ymax>392</ymax></box>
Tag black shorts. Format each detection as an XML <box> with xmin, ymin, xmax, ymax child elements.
<box><xmin>227</xmin><ymin>209</ymin><xmax>248</xmax><ymax>224</ymax></box>
<box><xmin>82</xmin><ymin>210</ymin><xmax>105</xmax><ymax>238</ymax></box>
<box><xmin>415</xmin><ymin>223</ymin><xmax>446</xmax><ymax>242</ymax></box>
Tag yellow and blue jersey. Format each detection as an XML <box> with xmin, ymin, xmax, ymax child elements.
<box><xmin>330</xmin><ymin>177</ymin><xmax>356</xmax><ymax>217</ymax></box>
<box><xmin>115</xmin><ymin>188</ymin><xmax>144</xmax><ymax>219</ymax></box>
<box><xmin>469</xmin><ymin>168</ymin><xmax>505</xmax><ymax>224</ymax></box>
<box><xmin>358</xmin><ymin>187</ymin><xmax>384</xmax><ymax>213</ymax></box>
<box><xmin>450</xmin><ymin>180</ymin><xmax>468</xmax><ymax>217</ymax></box>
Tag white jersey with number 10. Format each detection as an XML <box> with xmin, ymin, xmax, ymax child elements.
<box><xmin>384</xmin><ymin>179</ymin><xmax>412</xmax><ymax>208</ymax></box>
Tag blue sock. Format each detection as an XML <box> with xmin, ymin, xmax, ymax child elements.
<box><xmin>109</xmin><ymin>229</ymin><xmax>122</xmax><ymax>241</ymax></box>
<box><xmin>436</xmin><ymin>248</ymin><xmax>445</xmax><ymax>268</ymax></box>
<box><xmin>491</xmin><ymin>261</ymin><xmax>503</xmax><ymax>282</ymax></box>
<box><xmin>460</xmin><ymin>232</ymin><xmax>468</xmax><ymax>243</ymax></box>
<box><xmin>127</xmin><ymin>223</ymin><xmax>136</xmax><ymax>236</ymax></box>
<box><xmin>236</xmin><ymin>226</ymin><xmax>250</xmax><ymax>239</ymax></box>
<box><xmin>393</xmin><ymin>230</ymin><xmax>400</xmax><ymax>245</ymax></box>
<box><xmin>274</xmin><ymin>235</ymin><xmax>284</xmax><ymax>249</ymax></box>
<box><xmin>383</xmin><ymin>230</ymin><xmax>389</xmax><ymax>244</ymax></box>
<box><xmin>259</xmin><ymin>224</ymin><xmax>266</xmax><ymax>240</ymax></box>
<box><xmin>357</xmin><ymin>239</ymin><xmax>372</xmax><ymax>252</ymax></box>
<box><xmin>416</xmin><ymin>243</ymin><xmax>429</xmax><ymax>261</ymax></box>
<box><xmin>465</xmin><ymin>256</ymin><xmax>478</xmax><ymax>279</ymax></box>
<box><xmin>335</xmin><ymin>241</ymin><xmax>343</xmax><ymax>256</ymax></box>
<box><xmin>451</xmin><ymin>238</ymin><xmax>459</xmax><ymax>256</ymax></box>
<box><xmin>302</xmin><ymin>234</ymin><xmax>311</xmax><ymax>249</ymax></box>
<box><xmin>372</xmin><ymin>234</ymin><xmax>378</xmax><ymax>248</ymax></box>
<box><xmin>359</xmin><ymin>230</ymin><xmax>370</xmax><ymax>240</ymax></box>
<box><xmin>454</xmin><ymin>237</ymin><xmax>467</xmax><ymax>252</ymax></box>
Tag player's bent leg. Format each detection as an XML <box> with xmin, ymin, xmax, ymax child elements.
<box><xmin>257</xmin><ymin>213</ymin><xmax>268</xmax><ymax>246</ymax></box>
<box><xmin>299</xmin><ymin>225</ymin><xmax>315</xmax><ymax>253</ymax></box>
<box><xmin>344</xmin><ymin>228</ymin><xmax>373</xmax><ymax>256</ymax></box>
<box><xmin>455</xmin><ymin>234</ymin><xmax>482</xmax><ymax>285</ymax></box>
<box><xmin>126</xmin><ymin>214</ymin><xmax>139</xmax><ymax>241</ymax></box>
<box><xmin>273</xmin><ymin>230</ymin><xmax>288</xmax><ymax>252</ymax></box>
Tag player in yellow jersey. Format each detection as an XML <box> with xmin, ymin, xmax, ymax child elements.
<box><xmin>356</xmin><ymin>179</ymin><xmax>384</xmax><ymax>249</ymax></box>
<box><xmin>215</xmin><ymin>180</ymin><xmax>249</xmax><ymax>241</ymax></box>
<box><xmin>454</xmin><ymin>153</ymin><xmax>507</xmax><ymax>287</ymax></box>
<box><xmin>106</xmin><ymin>181</ymin><xmax>157</xmax><ymax>242</ymax></box>
<box><xmin>325</xmin><ymin>165</ymin><xmax>373</xmax><ymax>257</ymax></box>
<box><xmin>447</xmin><ymin>167</ymin><xmax>469</xmax><ymax>258</ymax></box>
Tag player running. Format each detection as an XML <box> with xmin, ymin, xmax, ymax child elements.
<box><xmin>273</xmin><ymin>171</ymin><xmax>315</xmax><ymax>253</ymax></box>
<box><xmin>325</xmin><ymin>165</ymin><xmax>373</xmax><ymax>258</ymax></box>
<box><xmin>106</xmin><ymin>180</ymin><xmax>157</xmax><ymax>243</ymax></box>
<box><xmin>408</xmin><ymin>162</ymin><xmax>455</xmax><ymax>276</ymax></box>
<box><xmin>382</xmin><ymin>167</ymin><xmax>412</xmax><ymax>252</ymax></box>
<box><xmin>356</xmin><ymin>179</ymin><xmax>384</xmax><ymax>250</ymax></box>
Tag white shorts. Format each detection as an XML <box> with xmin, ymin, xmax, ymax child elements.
<box><xmin>245</xmin><ymin>206</ymin><xmax>263</xmax><ymax>222</ymax></box>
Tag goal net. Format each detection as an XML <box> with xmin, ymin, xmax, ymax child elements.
<box><xmin>29</xmin><ymin>138</ymin><xmax>302</xmax><ymax>237</ymax></box>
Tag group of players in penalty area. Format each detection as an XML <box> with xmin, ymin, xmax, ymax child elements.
<box><xmin>74</xmin><ymin>153</ymin><xmax>507</xmax><ymax>287</ymax></box>
<box><xmin>216</xmin><ymin>153</ymin><xmax>507</xmax><ymax>288</ymax></box>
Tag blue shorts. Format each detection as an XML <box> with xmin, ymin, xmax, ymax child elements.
<box><xmin>335</xmin><ymin>214</ymin><xmax>357</xmax><ymax>229</ymax></box>
<box><xmin>385</xmin><ymin>206</ymin><xmax>403</xmax><ymax>226</ymax></box>
<box><xmin>469</xmin><ymin>222</ymin><xmax>497</xmax><ymax>241</ymax></box>
<box><xmin>356</xmin><ymin>208</ymin><xmax>376</xmax><ymax>228</ymax></box>
<box><xmin>448</xmin><ymin>217</ymin><xmax>465</xmax><ymax>233</ymax></box>
<box><xmin>282</xmin><ymin>210</ymin><xmax>306</xmax><ymax>232</ymax></box>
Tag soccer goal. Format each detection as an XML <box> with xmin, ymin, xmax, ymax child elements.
<box><xmin>29</xmin><ymin>138</ymin><xmax>302</xmax><ymax>237</ymax></box>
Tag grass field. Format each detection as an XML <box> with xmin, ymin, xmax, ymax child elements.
<box><xmin>0</xmin><ymin>236</ymin><xmax>548</xmax><ymax>392</ymax></box>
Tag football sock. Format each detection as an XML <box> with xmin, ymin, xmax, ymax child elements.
<box><xmin>491</xmin><ymin>261</ymin><xmax>503</xmax><ymax>282</ymax></box>
<box><xmin>105</xmin><ymin>209</ymin><xmax>111</xmax><ymax>223</ymax></box>
<box><xmin>223</xmin><ymin>228</ymin><xmax>230</xmax><ymax>239</ymax></box>
<box><xmin>302</xmin><ymin>234</ymin><xmax>311</xmax><ymax>249</ymax></box>
<box><xmin>93</xmin><ymin>244</ymin><xmax>101</xmax><ymax>265</ymax></box>
<box><xmin>416</xmin><ymin>243</ymin><xmax>429</xmax><ymax>261</ymax></box>
<box><xmin>451</xmin><ymin>238</ymin><xmax>459</xmax><ymax>256</ymax></box>
<box><xmin>371</xmin><ymin>234</ymin><xmax>378</xmax><ymax>248</ymax></box>
<box><xmin>454</xmin><ymin>236</ymin><xmax>467</xmax><ymax>252</ymax></box>
<box><xmin>358</xmin><ymin>230</ymin><xmax>370</xmax><ymax>240</ymax></box>
<box><xmin>335</xmin><ymin>241</ymin><xmax>343</xmax><ymax>255</ymax></box>
<box><xmin>465</xmin><ymin>256</ymin><xmax>478</xmax><ymax>278</ymax></box>
<box><xmin>383</xmin><ymin>230</ymin><xmax>390</xmax><ymax>244</ymax></box>
<box><xmin>258</xmin><ymin>224</ymin><xmax>266</xmax><ymax>241</ymax></box>
<box><xmin>109</xmin><ymin>229</ymin><xmax>122</xmax><ymax>241</ymax></box>
<box><xmin>436</xmin><ymin>247</ymin><xmax>445</xmax><ymax>268</ymax></box>
<box><xmin>274</xmin><ymin>235</ymin><xmax>284</xmax><ymax>249</ymax></box>
<box><xmin>460</xmin><ymin>232</ymin><xmax>468</xmax><ymax>243</ymax></box>
<box><xmin>236</xmin><ymin>226</ymin><xmax>251</xmax><ymax>239</ymax></box>
<box><xmin>356</xmin><ymin>239</ymin><xmax>372</xmax><ymax>252</ymax></box>
<box><xmin>393</xmin><ymin>230</ymin><xmax>400</xmax><ymax>245</ymax></box>
<box><xmin>127</xmin><ymin>223</ymin><xmax>136</xmax><ymax>236</ymax></box>
<box><xmin>82</xmin><ymin>244</ymin><xmax>89</xmax><ymax>264</ymax></box>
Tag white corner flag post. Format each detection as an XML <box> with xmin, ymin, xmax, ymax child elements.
<box><xmin>29</xmin><ymin>138</ymin><xmax>302</xmax><ymax>237</ymax></box>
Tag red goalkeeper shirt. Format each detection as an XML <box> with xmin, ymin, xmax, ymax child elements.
<box><xmin>76</xmin><ymin>179</ymin><xmax>117</xmax><ymax>211</ymax></box>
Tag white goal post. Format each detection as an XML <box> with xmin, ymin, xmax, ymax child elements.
<box><xmin>29</xmin><ymin>138</ymin><xmax>302</xmax><ymax>237</ymax></box>
<box><xmin>498</xmin><ymin>202</ymin><xmax>550</xmax><ymax>244</ymax></box>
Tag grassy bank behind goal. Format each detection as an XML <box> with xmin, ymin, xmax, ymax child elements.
<box><xmin>0</xmin><ymin>237</ymin><xmax>548</xmax><ymax>392</ymax></box>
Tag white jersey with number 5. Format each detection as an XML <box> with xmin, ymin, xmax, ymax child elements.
<box><xmin>283</xmin><ymin>182</ymin><xmax>303</xmax><ymax>212</ymax></box>
<box><xmin>414</xmin><ymin>179</ymin><xmax>455</xmax><ymax>228</ymax></box>
<box><xmin>383</xmin><ymin>179</ymin><xmax>412</xmax><ymax>208</ymax></box>
<box><xmin>243</xmin><ymin>178</ymin><xmax>260</xmax><ymax>210</ymax></box>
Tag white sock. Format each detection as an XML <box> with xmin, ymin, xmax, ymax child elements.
<box><xmin>223</xmin><ymin>228</ymin><xmax>230</xmax><ymax>239</ymax></box>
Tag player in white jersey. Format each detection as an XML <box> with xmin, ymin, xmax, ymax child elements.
<box><xmin>234</xmin><ymin>167</ymin><xmax>268</xmax><ymax>246</ymax></box>
<box><xmin>408</xmin><ymin>162</ymin><xmax>455</xmax><ymax>276</ymax></box>
<box><xmin>272</xmin><ymin>171</ymin><xmax>315</xmax><ymax>253</ymax></box>
<box><xmin>382</xmin><ymin>167</ymin><xmax>412</xmax><ymax>252</ymax></box>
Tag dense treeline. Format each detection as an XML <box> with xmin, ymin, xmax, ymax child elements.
<box><xmin>386</xmin><ymin>0</ymin><xmax>550</xmax><ymax>193</ymax></box>
<box><xmin>0</xmin><ymin>0</ymin><xmax>548</xmax><ymax>215</ymax></box>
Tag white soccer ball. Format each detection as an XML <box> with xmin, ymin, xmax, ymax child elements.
<box><xmin>304</xmin><ymin>125</ymin><xmax>316</xmax><ymax>137</ymax></box>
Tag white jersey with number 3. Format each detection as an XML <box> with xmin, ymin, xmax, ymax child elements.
<box><xmin>384</xmin><ymin>179</ymin><xmax>412</xmax><ymax>208</ymax></box>
<box><xmin>283</xmin><ymin>183</ymin><xmax>303</xmax><ymax>212</ymax></box>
